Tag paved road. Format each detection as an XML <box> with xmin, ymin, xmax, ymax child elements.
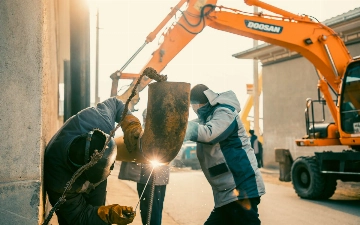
<box><xmin>122</xmin><ymin>167</ymin><xmax>360</xmax><ymax>225</ymax></box>
<box><xmin>46</xmin><ymin>165</ymin><xmax>360</xmax><ymax>225</ymax></box>
<box><xmin>259</xmin><ymin>182</ymin><xmax>360</xmax><ymax>225</ymax></box>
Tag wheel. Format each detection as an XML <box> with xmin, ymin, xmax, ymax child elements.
<box><xmin>291</xmin><ymin>156</ymin><xmax>336</xmax><ymax>199</ymax></box>
<box><xmin>319</xmin><ymin>175</ymin><xmax>337</xmax><ymax>199</ymax></box>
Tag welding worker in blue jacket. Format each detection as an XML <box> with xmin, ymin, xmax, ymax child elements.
<box><xmin>44</xmin><ymin>97</ymin><xmax>142</xmax><ymax>225</ymax></box>
<box><xmin>184</xmin><ymin>84</ymin><xmax>266</xmax><ymax>225</ymax></box>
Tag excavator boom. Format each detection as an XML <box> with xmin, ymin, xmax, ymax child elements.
<box><xmin>118</xmin><ymin>0</ymin><xmax>351</xmax><ymax>117</ymax></box>
<box><xmin>117</xmin><ymin>0</ymin><xmax>357</xmax><ymax>147</ymax></box>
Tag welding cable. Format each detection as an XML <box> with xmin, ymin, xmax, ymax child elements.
<box><xmin>146</xmin><ymin>173</ymin><xmax>156</xmax><ymax>225</ymax></box>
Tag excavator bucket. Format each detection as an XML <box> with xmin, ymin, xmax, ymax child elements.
<box><xmin>116</xmin><ymin>81</ymin><xmax>190</xmax><ymax>163</ymax></box>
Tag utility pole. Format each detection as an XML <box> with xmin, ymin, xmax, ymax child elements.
<box><xmin>95</xmin><ymin>8</ymin><xmax>100</xmax><ymax>104</ymax></box>
<box><xmin>253</xmin><ymin>6</ymin><xmax>260</xmax><ymax>137</ymax></box>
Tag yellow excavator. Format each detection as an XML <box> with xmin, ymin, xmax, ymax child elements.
<box><xmin>112</xmin><ymin>0</ymin><xmax>360</xmax><ymax>200</ymax></box>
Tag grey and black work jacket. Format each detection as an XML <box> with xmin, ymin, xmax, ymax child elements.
<box><xmin>185</xmin><ymin>89</ymin><xmax>266</xmax><ymax>208</ymax></box>
<box><xmin>44</xmin><ymin>97</ymin><xmax>125</xmax><ymax>225</ymax></box>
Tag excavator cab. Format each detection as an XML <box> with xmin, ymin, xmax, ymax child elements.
<box><xmin>340</xmin><ymin>60</ymin><xmax>360</xmax><ymax>134</ymax></box>
<box><xmin>302</xmin><ymin>93</ymin><xmax>338</xmax><ymax>142</ymax></box>
<box><xmin>300</xmin><ymin>60</ymin><xmax>360</xmax><ymax>146</ymax></box>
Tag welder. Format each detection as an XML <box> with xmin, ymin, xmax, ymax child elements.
<box><xmin>44</xmin><ymin>97</ymin><xmax>142</xmax><ymax>225</ymax></box>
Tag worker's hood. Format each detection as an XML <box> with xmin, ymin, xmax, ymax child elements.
<box><xmin>204</xmin><ymin>89</ymin><xmax>241</xmax><ymax>112</ymax></box>
<box><xmin>67</xmin><ymin>129</ymin><xmax>117</xmax><ymax>191</ymax></box>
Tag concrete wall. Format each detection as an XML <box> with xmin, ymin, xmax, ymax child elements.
<box><xmin>263</xmin><ymin>41</ymin><xmax>360</xmax><ymax>168</ymax></box>
<box><xmin>0</xmin><ymin>0</ymin><xmax>62</xmax><ymax>224</ymax></box>
<box><xmin>347</xmin><ymin>42</ymin><xmax>360</xmax><ymax>59</ymax></box>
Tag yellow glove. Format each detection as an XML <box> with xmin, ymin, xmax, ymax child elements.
<box><xmin>120</xmin><ymin>114</ymin><xmax>142</xmax><ymax>152</ymax></box>
<box><xmin>97</xmin><ymin>204</ymin><xmax>135</xmax><ymax>225</ymax></box>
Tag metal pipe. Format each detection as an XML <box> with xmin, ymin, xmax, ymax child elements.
<box><xmin>324</xmin><ymin>44</ymin><xmax>339</xmax><ymax>77</ymax></box>
<box><xmin>95</xmin><ymin>8</ymin><xmax>100</xmax><ymax>104</ymax></box>
<box><xmin>115</xmin><ymin>81</ymin><xmax>190</xmax><ymax>163</ymax></box>
<box><xmin>119</xmin><ymin>42</ymin><xmax>147</xmax><ymax>73</ymax></box>
<box><xmin>253</xmin><ymin>5</ymin><xmax>260</xmax><ymax>137</ymax></box>
<box><xmin>244</xmin><ymin>0</ymin><xmax>308</xmax><ymax>21</ymax></box>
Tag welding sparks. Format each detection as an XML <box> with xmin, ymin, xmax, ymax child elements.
<box><xmin>150</xmin><ymin>160</ymin><xmax>162</xmax><ymax>168</ymax></box>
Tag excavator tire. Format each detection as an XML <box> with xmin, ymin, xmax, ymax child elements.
<box><xmin>291</xmin><ymin>156</ymin><xmax>336</xmax><ymax>199</ymax></box>
<box><xmin>319</xmin><ymin>175</ymin><xmax>337</xmax><ymax>199</ymax></box>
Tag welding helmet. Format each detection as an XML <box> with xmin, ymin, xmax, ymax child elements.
<box><xmin>68</xmin><ymin>128</ymin><xmax>117</xmax><ymax>184</ymax></box>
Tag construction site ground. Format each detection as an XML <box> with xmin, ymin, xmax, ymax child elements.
<box><xmin>108</xmin><ymin>162</ymin><xmax>360</xmax><ymax>225</ymax></box>
<box><xmin>47</xmin><ymin>162</ymin><xmax>360</xmax><ymax>225</ymax></box>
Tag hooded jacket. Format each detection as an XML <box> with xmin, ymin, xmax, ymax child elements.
<box><xmin>185</xmin><ymin>89</ymin><xmax>265</xmax><ymax>208</ymax></box>
<box><xmin>44</xmin><ymin>97</ymin><xmax>125</xmax><ymax>225</ymax></box>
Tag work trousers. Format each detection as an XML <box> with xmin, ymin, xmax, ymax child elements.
<box><xmin>137</xmin><ymin>183</ymin><xmax>167</xmax><ymax>225</ymax></box>
<box><xmin>204</xmin><ymin>197</ymin><xmax>261</xmax><ymax>225</ymax></box>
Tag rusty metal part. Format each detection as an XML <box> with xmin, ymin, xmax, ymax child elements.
<box><xmin>141</xmin><ymin>81</ymin><xmax>190</xmax><ymax>163</ymax></box>
<box><xmin>115</xmin><ymin>67</ymin><xmax>189</xmax><ymax>163</ymax></box>
<box><xmin>142</xmin><ymin>67</ymin><xmax>167</xmax><ymax>82</ymax></box>
<box><xmin>115</xmin><ymin>81</ymin><xmax>190</xmax><ymax>163</ymax></box>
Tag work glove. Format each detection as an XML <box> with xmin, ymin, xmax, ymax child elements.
<box><xmin>120</xmin><ymin>114</ymin><xmax>142</xmax><ymax>152</ymax></box>
<box><xmin>97</xmin><ymin>204</ymin><xmax>135</xmax><ymax>225</ymax></box>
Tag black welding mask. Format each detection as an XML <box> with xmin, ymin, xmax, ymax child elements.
<box><xmin>68</xmin><ymin>129</ymin><xmax>117</xmax><ymax>184</ymax></box>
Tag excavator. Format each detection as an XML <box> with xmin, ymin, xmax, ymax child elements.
<box><xmin>112</xmin><ymin>0</ymin><xmax>360</xmax><ymax>200</ymax></box>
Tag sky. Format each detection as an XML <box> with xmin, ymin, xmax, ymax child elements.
<box><xmin>86</xmin><ymin>0</ymin><xmax>359</xmax><ymax>127</ymax></box>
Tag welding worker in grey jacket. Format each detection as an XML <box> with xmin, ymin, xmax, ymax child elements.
<box><xmin>184</xmin><ymin>84</ymin><xmax>266</xmax><ymax>225</ymax></box>
<box><xmin>44</xmin><ymin>97</ymin><xmax>142</xmax><ymax>225</ymax></box>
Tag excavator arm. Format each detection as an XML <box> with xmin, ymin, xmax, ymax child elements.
<box><xmin>116</xmin><ymin>0</ymin><xmax>355</xmax><ymax>146</ymax></box>
<box><xmin>118</xmin><ymin>0</ymin><xmax>351</xmax><ymax>109</ymax></box>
